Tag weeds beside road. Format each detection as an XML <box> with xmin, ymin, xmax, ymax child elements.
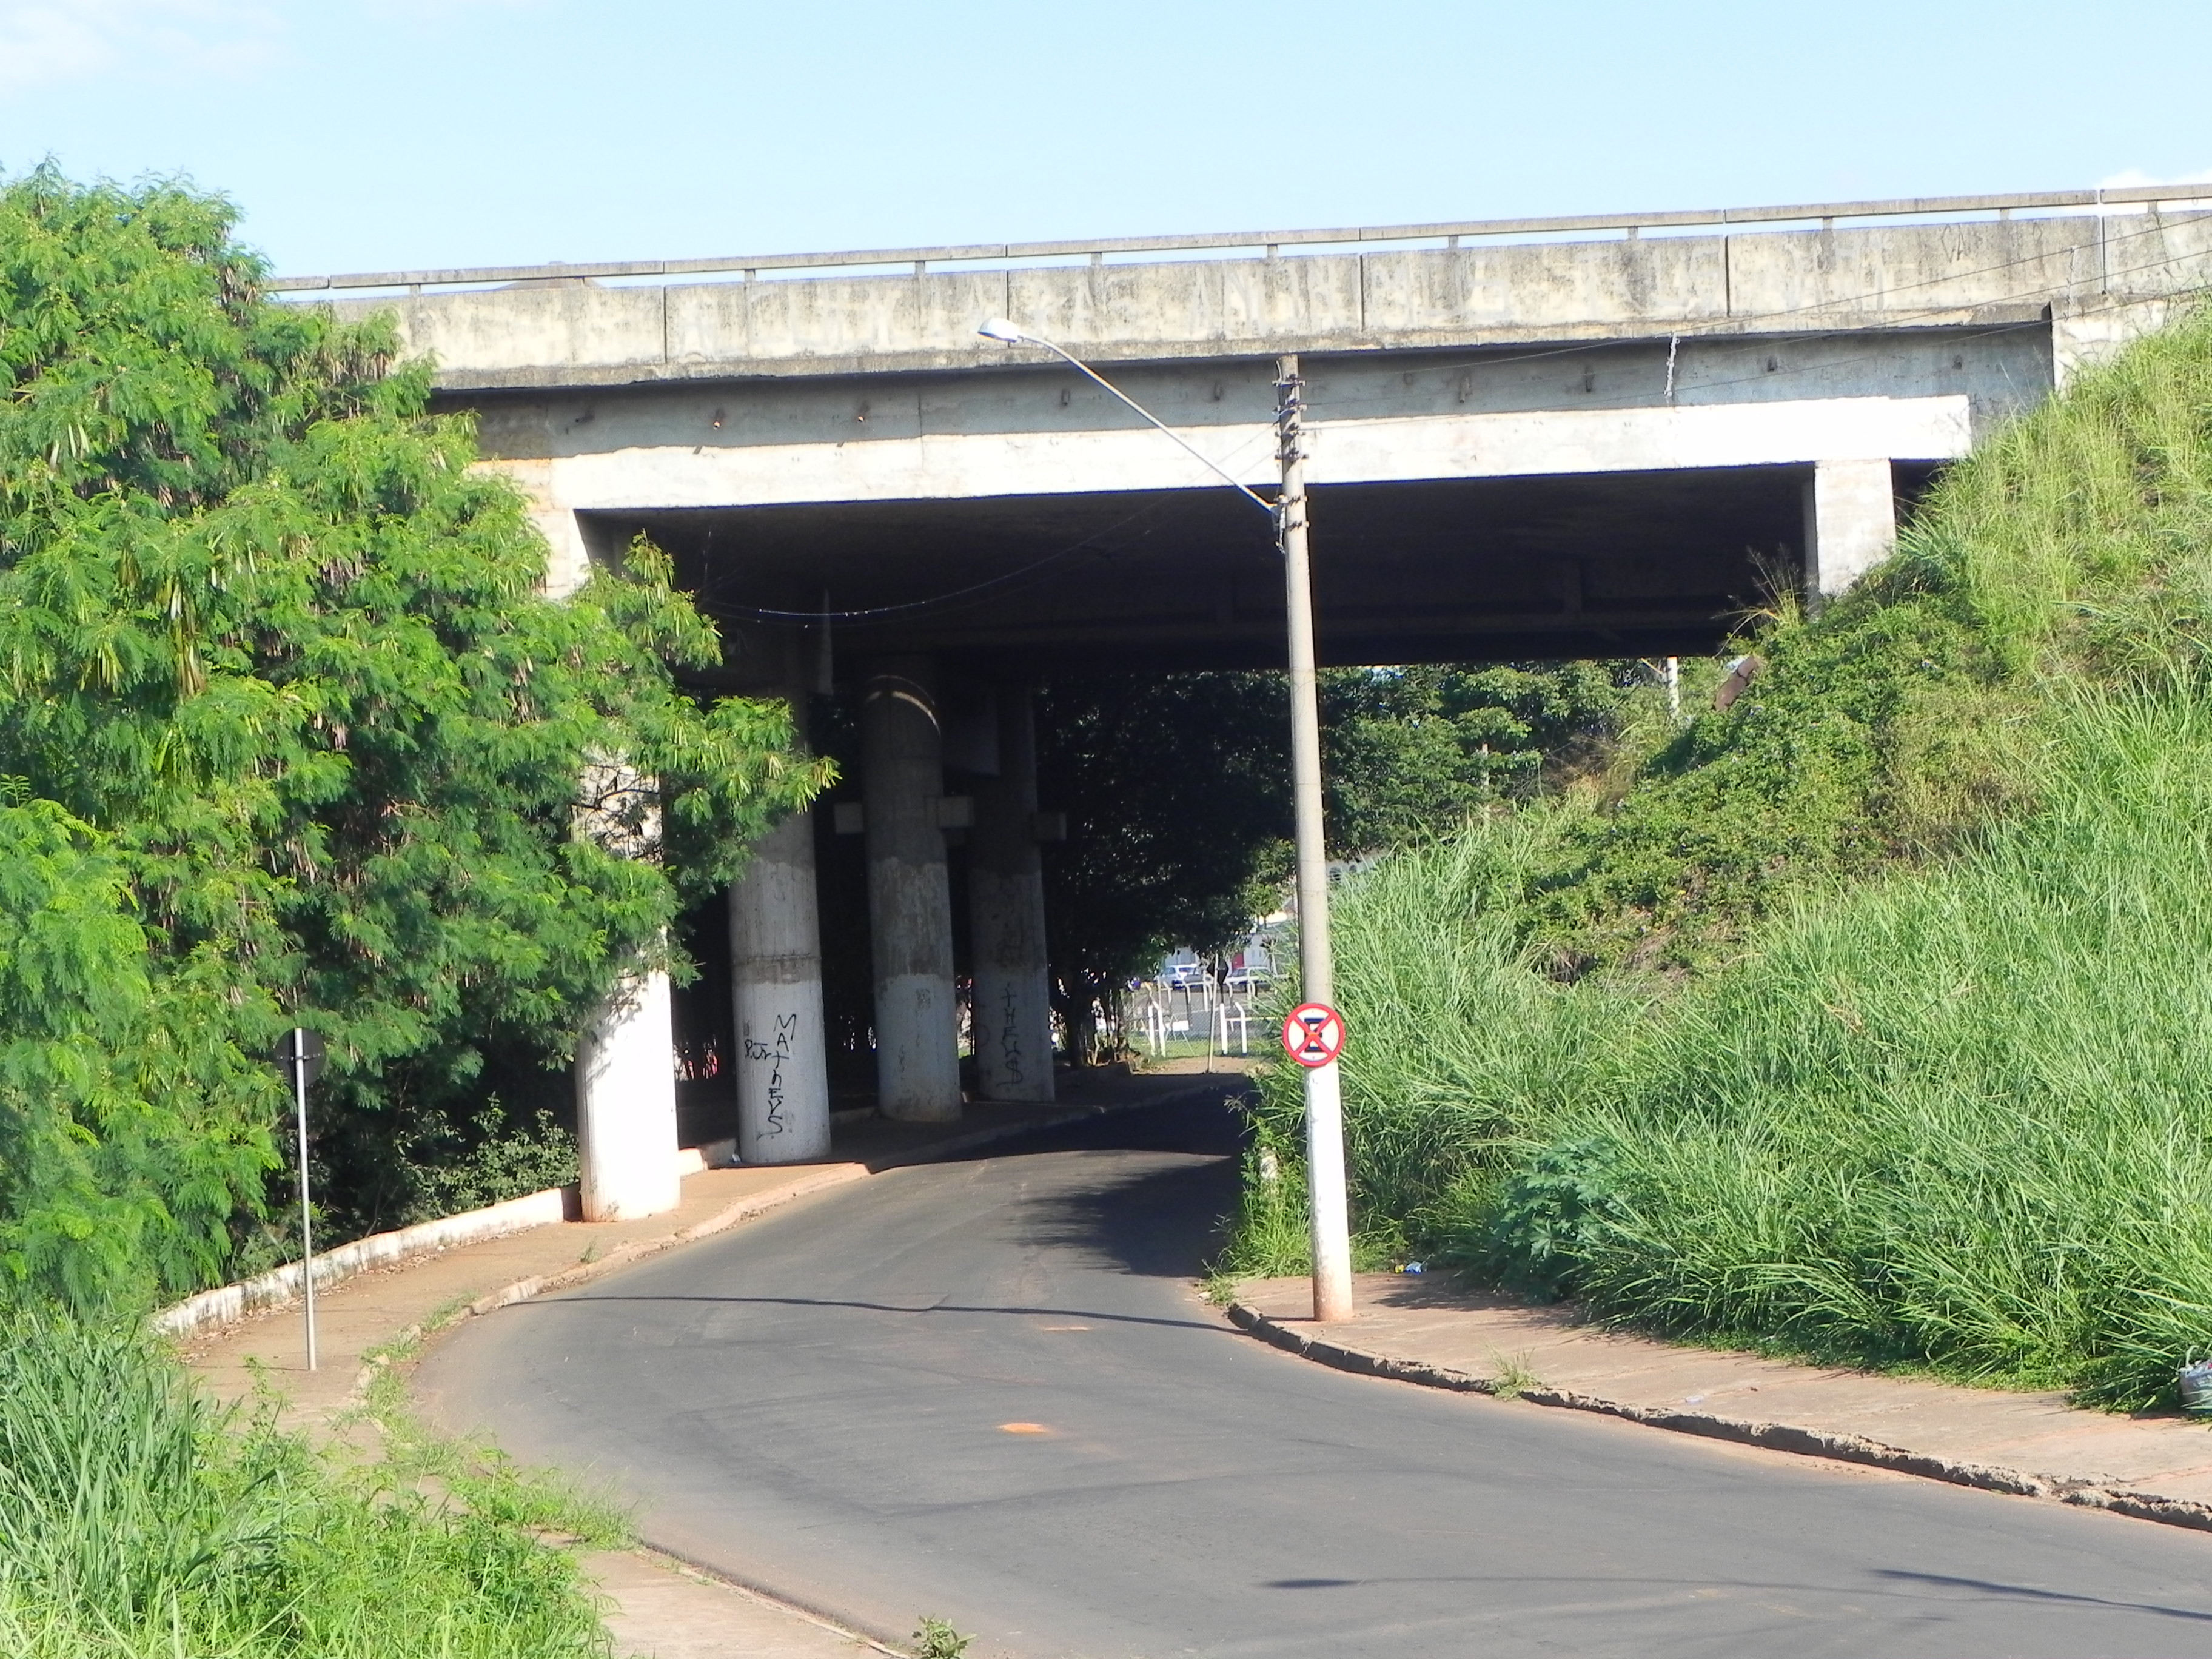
<box><xmin>0</xmin><ymin>1315</ymin><xmax>621</xmax><ymax>1658</ymax></box>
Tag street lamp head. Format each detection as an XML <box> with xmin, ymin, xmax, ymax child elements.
<box><xmin>976</xmin><ymin>317</ymin><xmax>1027</xmax><ymax>344</ymax></box>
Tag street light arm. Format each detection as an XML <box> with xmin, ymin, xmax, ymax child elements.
<box><xmin>981</xmin><ymin>322</ymin><xmax>1278</xmax><ymax>518</ymax></box>
<box><xmin>972</xmin><ymin>313</ymin><xmax>1352</xmax><ymax>1324</ymax></box>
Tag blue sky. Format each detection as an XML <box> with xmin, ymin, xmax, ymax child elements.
<box><xmin>2</xmin><ymin>0</ymin><xmax>2208</xmax><ymax>278</ymax></box>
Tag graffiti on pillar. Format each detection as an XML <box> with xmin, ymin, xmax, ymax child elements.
<box><xmin>742</xmin><ymin>1011</ymin><xmax>801</xmax><ymax>1137</ymax></box>
<box><xmin>998</xmin><ymin>982</ymin><xmax>1025</xmax><ymax>1087</ymax></box>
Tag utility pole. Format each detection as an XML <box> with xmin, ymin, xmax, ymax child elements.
<box><xmin>973</xmin><ymin>318</ymin><xmax>1358</xmax><ymax>1324</ymax></box>
<box><xmin>1276</xmin><ymin>355</ymin><xmax>1355</xmax><ymax>1324</ymax></box>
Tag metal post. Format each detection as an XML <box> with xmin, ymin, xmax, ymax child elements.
<box><xmin>289</xmin><ymin>1030</ymin><xmax>319</xmax><ymax>1372</ymax></box>
<box><xmin>1276</xmin><ymin>354</ymin><xmax>1355</xmax><ymax>1324</ymax></box>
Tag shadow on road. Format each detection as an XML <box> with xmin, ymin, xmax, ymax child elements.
<box><xmin>1013</xmin><ymin>1153</ymin><xmax>1241</xmax><ymax>1278</ymax></box>
<box><xmin>1872</xmin><ymin>1570</ymin><xmax>2212</xmax><ymax>1624</ymax></box>
<box><xmin>963</xmin><ymin>1083</ymin><xmax>1250</xmax><ymax>1158</ymax></box>
<box><xmin>531</xmin><ymin>1291</ymin><xmax>1226</xmax><ymax>1333</ymax></box>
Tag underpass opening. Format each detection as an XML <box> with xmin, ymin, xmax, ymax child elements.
<box><xmin>596</xmin><ymin>464</ymin><xmax>1830</xmax><ymax>682</ymax></box>
<box><xmin>640</xmin><ymin>458</ymin><xmax>1892</xmax><ymax>1152</ymax></box>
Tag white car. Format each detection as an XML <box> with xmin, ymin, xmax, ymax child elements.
<box><xmin>1159</xmin><ymin>954</ymin><xmax>1208</xmax><ymax>990</ymax></box>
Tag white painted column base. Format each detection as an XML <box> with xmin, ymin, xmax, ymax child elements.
<box><xmin>873</xmin><ymin>971</ymin><xmax>962</xmax><ymax>1122</ymax></box>
<box><xmin>731</xmin><ymin>809</ymin><xmax>833</xmax><ymax>1164</ymax></box>
<box><xmin>862</xmin><ymin>660</ymin><xmax>963</xmax><ymax>1124</ymax></box>
<box><xmin>1303</xmin><ymin>1059</ymin><xmax>1354</xmax><ymax>1324</ymax></box>
<box><xmin>575</xmin><ymin>968</ymin><xmax>681</xmax><ymax>1221</ymax></box>
<box><xmin>970</xmin><ymin>685</ymin><xmax>1054</xmax><ymax>1103</ymax></box>
<box><xmin>1803</xmin><ymin>458</ymin><xmax>1898</xmax><ymax>600</ymax></box>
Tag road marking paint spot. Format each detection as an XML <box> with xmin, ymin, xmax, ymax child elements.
<box><xmin>1038</xmin><ymin>1324</ymin><xmax>1090</xmax><ymax>1332</ymax></box>
<box><xmin>998</xmin><ymin>1423</ymin><xmax>1050</xmax><ymax>1435</ymax></box>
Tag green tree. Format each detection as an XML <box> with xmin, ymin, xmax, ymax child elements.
<box><xmin>0</xmin><ymin>166</ymin><xmax>822</xmax><ymax>1304</ymax></box>
<box><xmin>1031</xmin><ymin>662</ymin><xmax>1641</xmax><ymax>1059</ymax></box>
<box><xmin>1321</xmin><ymin>662</ymin><xmax>1640</xmax><ymax>856</ymax></box>
<box><xmin>1034</xmin><ymin>672</ymin><xmax>1292</xmax><ymax>1057</ymax></box>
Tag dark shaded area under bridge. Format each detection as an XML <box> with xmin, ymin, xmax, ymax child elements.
<box><xmin>587</xmin><ymin>463</ymin><xmax>1942</xmax><ymax>680</ymax></box>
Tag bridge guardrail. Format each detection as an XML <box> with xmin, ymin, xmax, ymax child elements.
<box><xmin>268</xmin><ymin>183</ymin><xmax>2212</xmax><ymax>297</ymax></box>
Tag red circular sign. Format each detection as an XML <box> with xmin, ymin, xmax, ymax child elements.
<box><xmin>1281</xmin><ymin>1002</ymin><xmax>1346</xmax><ymax>1068</ymax></box>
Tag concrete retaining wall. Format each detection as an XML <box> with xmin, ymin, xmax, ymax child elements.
<box><xmin>154</xmin><ymin>1185</ymin><xmax>574</xmax><ymax>1340</ymax></box>
<box><xmin>155</xmin><ymin>1138</ymin><xmax>742</xmax><ymax>1341</ymax></box>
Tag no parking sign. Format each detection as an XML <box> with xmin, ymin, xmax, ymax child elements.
<box><xmin>1281</xmin><ymin>1002</ymin><xmax>1346</xmax><ymax>1068</ymax></box>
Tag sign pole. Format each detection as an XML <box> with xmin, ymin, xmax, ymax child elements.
<box><xmin>1276</xmin><ymin>355</ymin><xmax>1355</xmax><ymax>1324</ymax></box>
<box><xmin>275</xmin><ymin>1027</ymin><xmax>323</xmax><ymax>1372</ymax></box>
<box><xmin>293</xmin><ymin>1030</ymin><xmax>318</xmax><ymax>1372</ymax></box>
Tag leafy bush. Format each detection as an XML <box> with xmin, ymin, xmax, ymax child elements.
<box><xmin>0</xmin><ymin>165</ymin><xmax>827</xmax><ymax>1305</ymax></box>
<box><xmin>0</xmin><ymin>800</ymin><xmax>263</xmax><ymax>1309</ymax></box>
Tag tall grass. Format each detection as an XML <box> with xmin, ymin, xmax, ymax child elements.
<box><xmin>0</xmin><ymin>1315</ymin><xmax>618</xmax><ymax>1657</ymax></box>
<box><xmin>1239</xmin><ymin>812</ymin><xmax>1638</xmax><ymax>1268</ymax></box>
<box><xmin>1468</xmin><ymin>694</ymin><xmax>2212</xmax><ymax>1406</ymax></box>
<box><xmin>1232</xmin><ymin>306</ymin><xmax>2212</xmax><ymax>1407</ymax></box>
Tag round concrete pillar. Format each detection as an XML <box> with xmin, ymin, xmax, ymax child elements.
<box><xmin>729</xmin><ymin>806</ymin><xmax>833</xmax><ymax>1162</ymax></box>
<box><xmin>861</xmin><ymin>658</ymin><xmax>962</xmax><ymax>1122</ymax></box>
<box><xmin>575</xmin><ymin>967</ymin><xmax>681</xmax><ymax>1221</ymax></box>
<box><xmin>970</xmin><ymin>686</ymin><xmax>1055</xmax><ymax>1102</ymax></box>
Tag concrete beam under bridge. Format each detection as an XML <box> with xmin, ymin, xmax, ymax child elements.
<box><xmin>471</xmin><ymin>317</ymin><xmax>2034</xmax><ymax>673</ymax></box>
<box><xmin>633</xmin><ymin>464</ymin><xmax>1932</xmax><ymax>677</ymax></box>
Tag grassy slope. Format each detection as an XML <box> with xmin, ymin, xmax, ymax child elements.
<box><xmin>1235</xmin><ymin>304</ymin><xmax>2212</xmax><ymax>1407</ymax></box>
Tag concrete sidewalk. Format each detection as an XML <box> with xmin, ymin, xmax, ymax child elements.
<box><xmin>179</xmin><ymin>1067</ymin><xmax>1248</xmax><ymax>1658</ymax></box>
<box><xmin>1229</xmin><ymin>1272</ymin><xmax>2212</xmax><ymax>1533</ymax></box>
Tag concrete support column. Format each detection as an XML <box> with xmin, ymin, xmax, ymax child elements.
<box><xmin>575</xmin><ymin>968</ymin><xmax>681</xmax><ymax>1221</ymax></box>
<box><xmin>729</xmin><ymin>802</ymin><xmax>833</xmax><ymax>1164</ymax></box>
<box><xmin>969</xmin><ymin>686</ymin><xmax>1055</xmax><ymax>1103</ymax></box>
<box><xmin>491</xmin><ymin>457</ymin><xmax>595</xmax><ymax>601</ymax></box>
<box><xmin>1803</xmin><ymin>458</ymin><xmax>1898</xmax><ymax>600</ymax></box>
<box><xmin>861</xmin><ymin>658</ymin><xmax>962</xmax><ymax>1122</ymax></box>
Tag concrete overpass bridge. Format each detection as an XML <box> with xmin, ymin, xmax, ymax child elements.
<box><xmin>279</xmin><ymin>184</ymin><xmax>2212</xmax><ymax>1216</ymax></box>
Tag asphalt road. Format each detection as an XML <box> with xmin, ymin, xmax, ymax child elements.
<box><xmin>416</xmin><ymin>1093</ymin><xmax>2212</xmax><ymax>1657</ymax></box>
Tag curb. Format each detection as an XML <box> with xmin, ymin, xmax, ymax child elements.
<box><xmin>169</xmin><ymin>1079</ymin><xmax>1239</xmax><ymax>1346</ymax></box>
<box><xmin>156</xmin><ymin>1186</ymin><xmax>574</xmax><ymax>1340</ymax></box>
<box><xmin>1224</xmin><ymin>1301</ymin><xmax>2212</xmax><ymax>1537</ymax></box>
<box><xmin>460</xmin><ymin>1162</ymin><xmax>871</xmax><ymax>1319</ymax></box>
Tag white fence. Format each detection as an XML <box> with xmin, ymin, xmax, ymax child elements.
<box><xmin>1131</xmin><ymin>980</ymin><xmax>1256</xmax><ymax>1059</ymax></box>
